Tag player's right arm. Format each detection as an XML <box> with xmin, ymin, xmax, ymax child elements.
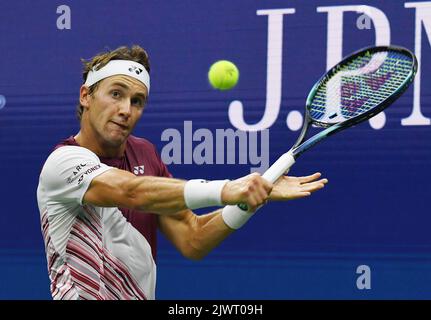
<box><xmin>40</xmin><ymin>145</ymin><xmax>272</xmax><ymax>215</ymax></box>
<box><xmin>85</xmin><ymin>168</ymin><xmax>273</xmax><ymax>215</ymax></box>
<box><xmin>83</xmin><ymin>168</ymin><xmax>187</xmax><ymax>214</ymax></box>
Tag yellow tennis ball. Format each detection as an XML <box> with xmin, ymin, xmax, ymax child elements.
<box><xmin>208</xmin><ymin>60</ymin><xmax>239</xmax><ymax>90</ymax></box>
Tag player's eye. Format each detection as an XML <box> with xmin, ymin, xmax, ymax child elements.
<box><xmin>131</xmin><ymin>97</ymin><xmax>144</xmax><ymax>107</ymax></box>
<box><xmin>111</xmin><ymin>90</ymin><xmax>121</xmax><ymax>99</ymax></box>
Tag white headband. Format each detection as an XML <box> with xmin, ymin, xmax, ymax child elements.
<box><xmin>84</xmin><ymin>60</ymin><xmax>150</xmax><ymax>93</ymax></box>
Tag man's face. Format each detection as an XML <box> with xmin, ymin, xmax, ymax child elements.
<box><xmin>82</xmin><ymin>75</ymin><xmax>148</xmax><ymax>148</ymax></box>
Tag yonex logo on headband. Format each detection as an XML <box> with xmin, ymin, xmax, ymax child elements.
<box><xmin>84</xmin><ymin>60</ymin><xmax>150</xmax><ymax>93</ymax></box>
<box><xmin>129</xmin><ymin>66</ymin><xmax>143</xmax><ymax>75</ymax></box>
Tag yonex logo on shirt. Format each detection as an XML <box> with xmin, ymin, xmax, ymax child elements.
<box><xmin>77</xmin><ymin>164</ymin><xmax>102</xmax><ymax>185</ymax></box>
<box><xmin>133</xmin><ymin>165</ymin><xmax>145</xmax><ymax>175</ymax></box>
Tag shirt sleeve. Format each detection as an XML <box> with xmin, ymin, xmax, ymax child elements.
<box><xmin>39</xmin><ymin>146</ymin><xmax>114</xmax><ymax>205</ymax></box>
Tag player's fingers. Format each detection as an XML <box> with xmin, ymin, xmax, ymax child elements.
<box><xmin>301</xmin><ymin>181</ymin><xmax>326</xmax><ymax>192</ymax></box>
<box><xmin>289</xmin><ymin>191</ymin><xmax>311</xmax><ymax>200</ymax></box>
<box><xmin>300</xmin><ymin>172</ymin><xmax>322</xmax><ymax>183</ymax></box>
<box><xmin>259</xmin><ymin>178</ymin><xmax>273</xmax><ymax>194</ymax></box>
<box><xmin>245</xmin><ymin>194</ymin><xmax>259</xmax><ymax>212</ymax></box>
<box><xmin>243</xmin><ymin>183</ymin><xmax>261</xmax><ymax>208</ymax></box>
<box><xmin>301</xmin><ymin>178</ymin><xmax>328</xmax><ymax>187</ymax></box>
<box><xmin>257</xmin><ymin>186</ymin><xmax>270</xmax><ymax>204</ymax></box>
<box><xmin>298</xmin><ymin>191</ymin><xmax>311</xmax><ymax>197</ymax></box>
<box><xmin>255</xmin><ymin>182</ymin><xmax>271</xmax><ymax>206</ymax></box>
<box><xmin>251</xmin><ymin>174</ymin><xmax>273</xmax><ymax>197</ymax></box>
<box><xmin>315</xmin><ymin>178</ymin><xmax>328</xmax><ymax>185</ymax></box>
<box><xmin>298</xmin><ymin>172</ymin><xmax>322</xmax><ymax>183</ymax></box>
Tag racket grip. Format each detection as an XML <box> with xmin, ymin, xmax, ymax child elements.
<box><xmin>262</xmin><ymin>150</ymin><xmax>295</xmax><ymax>183</ymax></box>
<box><xmin>236</xmin><ymin>151</ymin><xmax>295</xmax><ymax>212</ymax></box>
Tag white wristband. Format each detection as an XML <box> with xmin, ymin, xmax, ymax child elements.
<box><xmin>222</xmin><ymin>205</ymin><xmax>258</xmax><ymax>230</ymax></box>
<box><xmin>184</xmin><ymin>179</ymin><xmax>229</xmax><ymax>209</ymax></box>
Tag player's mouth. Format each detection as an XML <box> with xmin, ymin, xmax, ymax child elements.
<box><xmin>110</xmin><ymin>121</ymin><xmax>129</xmax><ymax>131</ymax></box>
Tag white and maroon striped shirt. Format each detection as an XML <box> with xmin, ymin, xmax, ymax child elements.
<box><xmin>37</xmin><ymin>146</ymin><xmax>156</xmax><ymax>300</ymax></box>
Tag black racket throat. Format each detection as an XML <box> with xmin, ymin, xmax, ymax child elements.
<box><xmin>292</xmin><ymin>117</ymin><xmax>310</xmax><ymax>149</ymax></box>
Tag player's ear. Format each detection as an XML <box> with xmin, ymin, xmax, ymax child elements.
<box><xmin>80</xmin><ymin>85</ymin><xmax>91</xmax><ymax>110</ymax></box>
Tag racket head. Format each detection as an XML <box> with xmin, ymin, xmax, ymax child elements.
<box><xmin>305</xmin><ymin>45</ymin><xmax>417</xmax><ymax>129</ymax></box>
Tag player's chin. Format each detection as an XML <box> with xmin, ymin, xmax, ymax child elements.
<box><xmin>106</xmin><ymin>130</ymin><xmax>129</xmax><ymax>145</ymax></box>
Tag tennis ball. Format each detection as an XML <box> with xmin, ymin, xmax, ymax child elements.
<box><xmin>208</xmin><ymin>60</ymin><xmax>239</xmax><ymax>90</ymax></box>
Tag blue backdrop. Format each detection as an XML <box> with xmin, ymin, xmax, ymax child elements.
<box><xmin>0</xmin><ymin>0</ymin><xmax>430</xmax><ymax>299</ymax></box>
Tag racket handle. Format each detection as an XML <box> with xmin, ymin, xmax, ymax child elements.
<box><xmin>236</xmin><ymin>151</ymin><xmax>295</xmax><ymax>212</ymax></box>
<box><xmin>262</xmin><ymin>150</ymin><xmax>295</xmax><ymax>183</ymax></box>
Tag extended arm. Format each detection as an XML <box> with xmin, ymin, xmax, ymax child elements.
<box><xmin>83</xmin><ymin>168</ymin><xmax>273</xmax><ymax>215</ymax></box>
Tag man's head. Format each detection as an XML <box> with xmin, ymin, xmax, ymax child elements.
<box><xmin>77</xmin><ymin>45</ymin><xmax>150</xmax><ymax>149</ymax></box>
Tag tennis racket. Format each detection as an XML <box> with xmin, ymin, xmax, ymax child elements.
<box><xmin>235</xmin><ymin>45</ymin><xmax>418</xmax><ymax>214</ymax></box>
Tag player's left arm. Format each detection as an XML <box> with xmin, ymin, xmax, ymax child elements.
<box><xmin>158</xmin><ymin>208</ymin><xmax>232</xmax><ymax>261</ymax></box>
<box><xmin>158</xmin><ymin>172</ymin><xmax>327</xmax><ymax>260</ymax></box>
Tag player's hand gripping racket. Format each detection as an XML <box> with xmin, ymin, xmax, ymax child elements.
<box><xmin>231</xmin><ymin>45</ymin><xmax>418</xmax><ymax>216</ymax></box>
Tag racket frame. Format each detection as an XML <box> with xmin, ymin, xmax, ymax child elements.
<box><xmin>291</xmin><ymin>45</ymin><xmax>418</xmax><ymax>159</ymax></box>
<box><xmin>234</xmin><ymin>45</ymin><xmax>417</xmax><ymax>213</ymax></box>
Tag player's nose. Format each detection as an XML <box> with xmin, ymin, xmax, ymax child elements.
<box><xmin>118</xmin><ymin>100</ymin><xmax>132</xmax><ymax>117</ymax></box>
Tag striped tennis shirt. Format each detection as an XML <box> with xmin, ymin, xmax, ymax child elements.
<box><xmin>37</xmin><ymin>136</ymin><xmax>171</xmax><ymax>300</ymax></box>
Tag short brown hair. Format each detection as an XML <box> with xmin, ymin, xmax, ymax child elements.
<box><xmin>76</xmin><ymin>45</ymin><xmax>151</xmax><ymax>121</ymax></box>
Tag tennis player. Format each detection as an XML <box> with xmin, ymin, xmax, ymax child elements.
<box><xmin>36</xmin><ymin>45</ymin><xmax>328</xmax><ymax>300</ymax></box>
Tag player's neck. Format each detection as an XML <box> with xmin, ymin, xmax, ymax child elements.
<box><xmin>74</xmin><ymin>129</ymin><xmax>126</xmax><ymax>159</ymax></box>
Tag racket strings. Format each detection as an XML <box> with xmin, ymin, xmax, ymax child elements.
<box><xmin>309</xmin><ymin>50</ymin><xmax>414</xmax><ymax>122</ymax></box>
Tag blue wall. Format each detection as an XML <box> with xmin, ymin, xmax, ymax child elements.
<box><xmin>0</xmin><ymin>0</ymin><xmax>430</xmax><ymax>299</ymax></box>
